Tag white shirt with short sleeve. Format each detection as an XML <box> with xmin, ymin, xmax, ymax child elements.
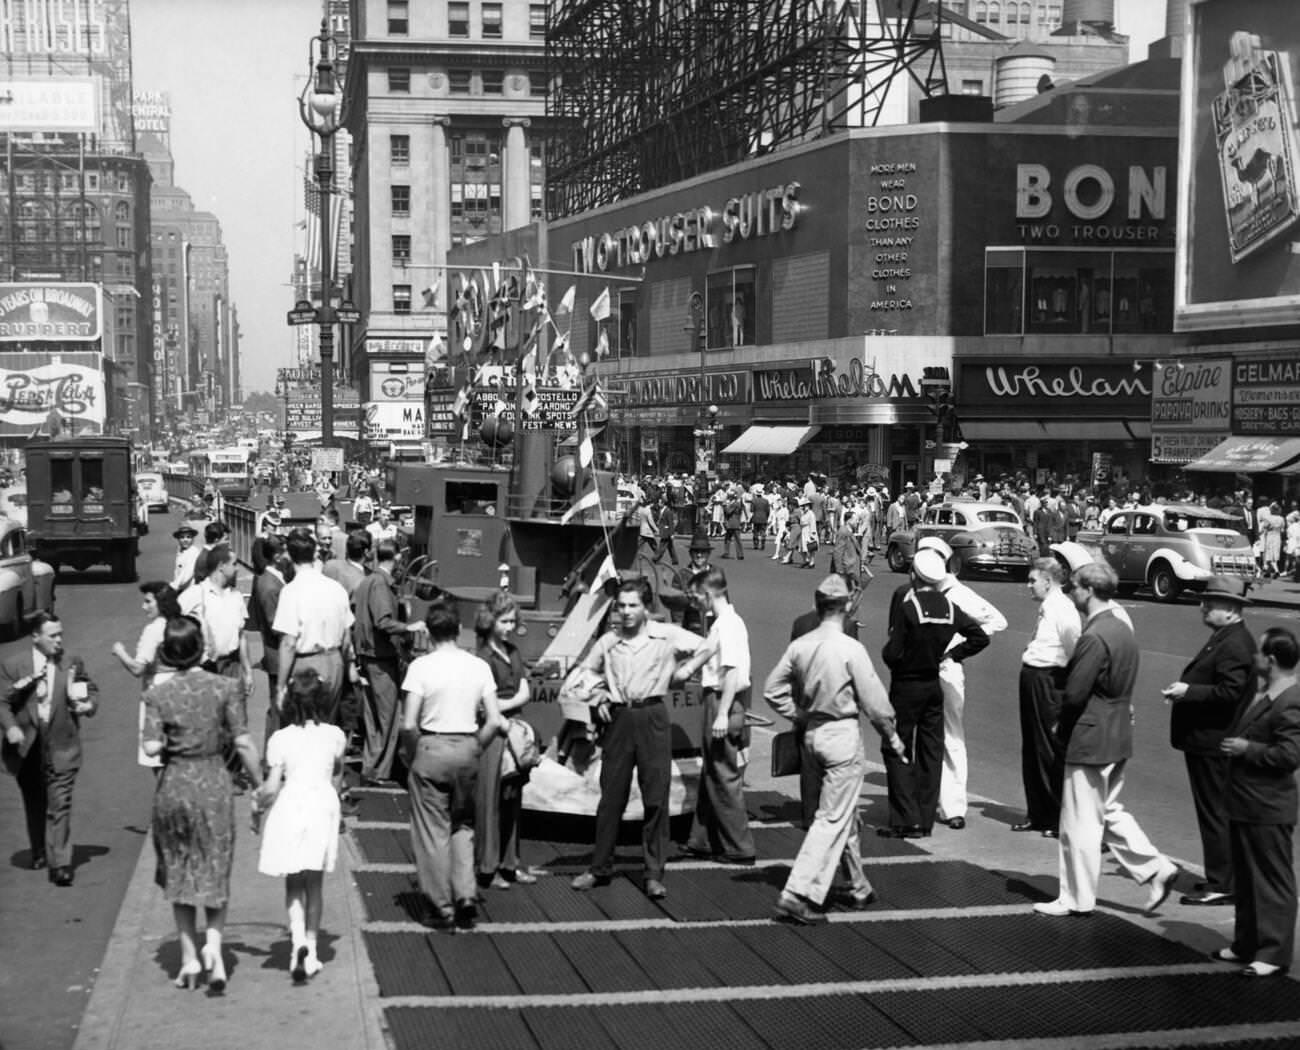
<box><xmin>271</xmin><ymin>564</ymin><xmax>354</xmax><ymax>653</ymax></box>
<box><xmin>401</xmin><ymin>648</ymin><xmax>498</xmax><ymax>734</ymax></box>
<box><xmin>1022</xmin><ymin>587</ymin><xmax>1081</xmax><ymax>668</ymax></box>
<box><xmin>701</xmin><ymin>603</ymin><xmax>751</xmax><ymax>693</ymax></box>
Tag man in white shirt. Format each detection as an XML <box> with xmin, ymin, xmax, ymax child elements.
<box><xmin>1015</xmin><ymin>557</ymin><xmax>1082</xmax><ymax>837</ymax></box>
<box><xmin>171</xmin><ymin>523</ymin><xmax>200</xmax><ymax>591</ymax></box>
<box><xmin>915</xmin><ymin>537</ymin><xmax>1007</xmax><ymax>830</ymax></box>
<box><xmin>179</xmin><ymin>544</ymin><xmax>254</xmax><ymax>695</ymax></box>
<box><xmin>272</xmin><ymin>528</ymin><xmax>357</xmax><ymax>725</ymax></box>
<box><xmin>366</xmin><ymin>505</ymin><xmax>399</xmax><ymax>546</ymax></box>
<box><xmin>675</xmin><ymin>568</ymin><xmax>755</xmax><ymax>864</ymax></box>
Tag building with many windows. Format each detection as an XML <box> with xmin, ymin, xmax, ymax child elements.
<box><xmin>342</xmin><ymin>0</ymin><xmax>549</xmax><ymax>454</ymax></box>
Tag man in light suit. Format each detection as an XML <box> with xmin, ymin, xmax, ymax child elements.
<box><xmin>1161</xmin><ymin>576</ymin><xmax>1258</xmax><ymax>907</ymax></box>
<box><xmin>0</xmin><ymin>612</ymin><xmax>97</xmax><ymax>886</ymax></box>
<box><xmin>1034</xmin><ymin>561</ymin><xmax>1180</xmax><ymax>918</ymax></box>
<box><xmin>1215</xmin><ymin>627</ymin><xmax>1300</xmax><ymax>977</ymax></box>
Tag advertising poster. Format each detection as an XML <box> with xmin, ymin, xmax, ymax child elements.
<box><xmin>0</xmin><ymin>283</ymin><xmax>102</xmax><ymax>342</ymax></box>
<box><xmin>1149</xmin><ymin>356</ymin><xmax>1233</xmax><ymax>463</ymax></box>
<box><xmin>1177</xmin><ymin>1</ymin><xmax>1300</xmax><ymax>329</ymax></box>
<box><xmin>0</xmin><ymin>361</ymin><xmax>104</xmax><ymax>434</ymax></box>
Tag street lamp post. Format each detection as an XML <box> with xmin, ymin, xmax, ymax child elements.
<box><xmin>684</xmin><ymin>291</ymin><xmax>713</xmax><ymax>530</ymax></box>
<box><xmin>298</xmin><ymin>18</ymin><xmax>344</xmax><ymax>448</ymax></box>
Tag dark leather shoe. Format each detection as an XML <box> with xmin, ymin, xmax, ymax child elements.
<box><xmin>876</xmin><ymin>825</ymin><xmax>926</xmax><ymax>839</ymax></box>
<box><xmin>454</xmin><ymin>899</ymin><xmax>478</xmax><ymax>930</ymax></box>
<box><xmin>944</xmin><ymin>817</ymin><xmax>966</xmax><ymax>830</ymax></box>
<box><xmin>30</xmin><ymin>853</ymin><xmax>47</xmax><ymax>871</ymax></box>
<box><xmin>717</xmin><ymin>854</ymin><xmax>757</xmax><ymax>867</ymax></box>
<box><xmin>50</xmin><ymin>866</ymin><xmax>73</xmax><ymax>887</ymax></box>
<box><xmin>1181</xmin><ymin>891</ymin><xmax>1233</xmax><ymax>906</ymax></box>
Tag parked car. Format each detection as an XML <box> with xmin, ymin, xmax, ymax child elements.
<box><xmin>1075</xmin><ymin>503</ymin><xmax>1255</xmax><ymax>602</ymax></box>
<box><xmin>0</xmin><ymin>517</ymin><xmax>55</xmax><ymax>639</ymax></box>
<box><xmin>136</xmin><ymin>472</ymin><xmax>170</xmax><ymax>512</ymax></box>
<box><xmin>0</xmin><ymin>482</ymin><xmax>29</xmax><ymax>527</ymax></box>
<box><xmin>885</xmin><ymin>500</ymin><xmax>1037</xmax><ymax>579</ymax></box>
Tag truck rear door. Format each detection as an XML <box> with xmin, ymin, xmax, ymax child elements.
<box><xmin>98</xmin><ymin>450</ymin><xmax>131</xmax><ymax>531</ymax></box>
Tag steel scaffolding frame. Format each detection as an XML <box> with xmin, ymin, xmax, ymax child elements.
<box><xmin>545</xmin><ymin>0</ymin><xmax>948</xmax><ymax>218</ymax></box>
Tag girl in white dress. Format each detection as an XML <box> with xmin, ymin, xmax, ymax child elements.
<box><xmin>255</xmin><ymin>668</ymin><xmax>345</xmax><ymax>983</ymax></box>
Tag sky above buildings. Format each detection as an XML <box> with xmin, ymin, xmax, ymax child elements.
<box><xmin>128</xmin><ymin>0</ymin><xmax>1168</xmax><ymax>398</ymax></box>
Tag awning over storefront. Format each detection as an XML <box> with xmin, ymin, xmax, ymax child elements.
<box><xmin>722</xmin><ymin>424</ymin><xmax>821</xmax><ymax>456</ymax></box>
<box><xmin>1186</xmin><ymin>435</ymin><xmax>1300</xmax><ymax>473</ymax></box>
<box><xmin>960</xmin><ymin>420</ymin><xmax>1147</xmax><ymax>442</ymax></box>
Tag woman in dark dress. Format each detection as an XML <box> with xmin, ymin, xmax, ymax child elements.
<box><xmin>142</xmin><ymin>617</ymin><xmax>262</xmax><ymax>991</ymax></box>
<box><xmin>473</xmin><ymin>594</ymin><xmax>537</xmax><ymax>889</ymax></box>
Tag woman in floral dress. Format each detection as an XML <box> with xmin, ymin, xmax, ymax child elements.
<box><xmin>142</xmin><ymin>617</ymin><xmax>262</xmax><ymax>991</ymax></box>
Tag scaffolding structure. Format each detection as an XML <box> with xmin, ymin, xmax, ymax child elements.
<box><xmin>545</xmin><ymin>0</ymin><xmax>949</xmax><ymax>218</ymax></box>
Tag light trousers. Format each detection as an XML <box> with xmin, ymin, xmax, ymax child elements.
<box><xmin>784</xmin><ymin>718</ymin><xmax>871</xmax><ymax>906</ymax></box>
<box><xmin>408</xmin><ymin>733</ymin><xmax>479</xmax><ymax>919</ymax></box>
<box><xmin>937</xmin><ymin>659</ymin><xmax>967</xmax><ymax>821</ymax></box>
<box><xmin>1057</xmin><ymin>760</ymin><xmax>1166</xmax><ymax>911</ymax></box>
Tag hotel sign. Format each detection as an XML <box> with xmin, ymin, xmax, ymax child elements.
<box><xmin>0</xmin><ymin>283</ymin><xmax>102</xmax><ymax>341</ymax></box>
<box><xmin>0</xmin><ymin>78</ymin><xmax>98</xmax><ymax>132</ymax></box>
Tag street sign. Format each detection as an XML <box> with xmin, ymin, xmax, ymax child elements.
<box><xmin>336</xmin><ymin>301</ymin><xmax>361</xmax><ymax>325</ymax></box>
<box><xmin>287</xmin><ymin>300</ymin><xmax>317</xmax><ymax>326</ymax></box>
<box><xmin>311</xmin><ymin>447</ymin><xmax>345</xmax><ymax>473</ymax></box>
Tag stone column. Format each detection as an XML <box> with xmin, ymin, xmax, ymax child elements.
<box><xmin>430</xmin><ymin>117</ymin><xmax>451</xmax><ymax>306</ymax></box>
<box><xmin>501</xmin><ymin>117</ymin><xmax>531</xmax><ymax>232</ymax></box>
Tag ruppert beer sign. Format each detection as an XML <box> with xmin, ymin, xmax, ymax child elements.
<box><xmin>0</xmin><ymin>283</ymin><xmax>102</xmax><ymax>342</ymax></box>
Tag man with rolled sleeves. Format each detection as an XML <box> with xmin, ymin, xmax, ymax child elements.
<box><xmin>1215</xmin><ymin>627</ymin><xmax>1300</xmax><ymax>977</ymax></box>
<box><xmin>570</xmin><ymin>578</ymin><xmax>701</xmax><ymax>899</ymax></box>
<box><xmin>1161</xmin><ymin>576</ymin><xmax>1257</xmax><ymax>907</ymax></box>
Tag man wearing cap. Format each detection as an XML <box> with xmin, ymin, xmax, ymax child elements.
<box><xmin>1161</xmin><ymin>576</ymin><xmax>1258</xmax><ymax>906</ymax></box>
<box><xmin>912</xmin><ymin>537</ymin><xmax>1006</xmax><ymax>831</ymax></box>
<box><xmin>765</xmin><ymin>574</ymin><xmax>905</xmax><ymax>924</ymax></box>
<box><xmin>1035</xmin><ymin>561</ymin><xmax>1180</xmax><ymax>918</ymax></box>
<box><xmin>750</xmin><ymin>486</ymin><xmax>770</xmax><ymax>551</ymax></box>
<box><xmin>170</xmin><ymin>523</ymin><xmax>200</xmax><ymax>592</ymax></box>
<box><xmin>902</xmin><ymin>482</ymin><xmax>921</xmax><ymax>528</ymax></box>
<box><xmin>880</xmin><ymin>549</ymin><xmax>989</xmax><ymax>838</ymax></box>
<box><xmin>1014</xmin><ymin>556</ymin><xmax>1080</xmax><ymax>838</ymax></box>
<box><xmin>571</xmin><ymin>578</ymin><xmax>701</xmax><ymax>900</ymax></box>
<box><xmin>720</xmin><ymin>488</ymin><xmax>744</xmax><ymax>560</ymax></box>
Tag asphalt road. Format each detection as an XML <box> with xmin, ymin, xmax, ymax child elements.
<box><xmin>0</xmin><ymin>514</ymin><xmax>177</xmax><ymax>1050</ymax></box>
<box><xmin>5</xmin><ymin>525</ymin><xmax>1300</xmax><ymax>1050</ymax></box>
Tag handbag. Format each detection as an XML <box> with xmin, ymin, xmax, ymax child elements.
<box><xmin>770</xmin><ymin>729</ymin><xmax>802</xmax><ymax>777</ymax></box>
<box><xmin>500</xmin><ymin>717</ymin><xmax>542</xmax><ymax>779</ymax></box>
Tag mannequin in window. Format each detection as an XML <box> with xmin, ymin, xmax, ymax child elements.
<box><xmin>731</xmin><ymin>292</ymin><xmax>747</xmax><ymax>347</ymax></box>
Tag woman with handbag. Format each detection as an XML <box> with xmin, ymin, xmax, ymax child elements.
<box><xmin>473</xmin><ymin>594</ymin><xmax>541</xmax><ymax>890</ymax></box>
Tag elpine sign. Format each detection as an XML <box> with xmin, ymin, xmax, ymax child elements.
<box><xmin>1149</xmin><ymin>357</ymin><xmax>1232</xmax><ymax>431</ymax></box>
<box><xmin>0</xmin><ymin>283</ymin><xmax>102</xmax><ymax>341</ymax></box>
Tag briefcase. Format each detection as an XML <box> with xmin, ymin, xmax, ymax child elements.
<box><xmin>770</xmin><ymin>730</ymin><xmax>801</xmax><ymax>777</ymax></box>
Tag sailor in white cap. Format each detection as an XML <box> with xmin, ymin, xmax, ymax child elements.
<box><xmin>913</xmin><ymin>537</ymin><xmax>1007</xmax><ymax>830</ymax></box>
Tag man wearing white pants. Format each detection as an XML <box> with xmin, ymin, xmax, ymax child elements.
<box><xmin>915</xmin><ymin>537</ymin><xmax>1006</xmax><ymax>830</ymax></box>
<box><xmin>1034</xmin><ymin>561</ymin><xmax>1180</xmax><ymax>917</ymax></box>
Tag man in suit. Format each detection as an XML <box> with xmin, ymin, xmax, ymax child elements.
<box><xmin>0</xmin><ymin>612</ymin><xmax>97</xmax><ymax>885</ymax></box>
<box><xmin>1161</xmin><ymin>576</ymin><xmax>1258</xmax><ymax>907</ymax></box>
<box><xmin>1216</xmin><ymin>627</ymin><xmax>1300</xmax><ymax>977</ymax></box>
<box><xmin>1035</xmin><ymin>562</ymin><xmax>1180</xmax><ymax>917</ymax></box>
<box><xmin>248</xmin><ymin>533</ymin><xmax>288</xmax><ymax>747</ymax></box>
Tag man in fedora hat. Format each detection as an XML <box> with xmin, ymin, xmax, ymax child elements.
<box><xmin>1162</xmin><ymin>576</ymin><xmax>1258</xmax><ymax>906</ymax></box>
<box><xmin>170</xmin><ymin>523</ymin><xmax>200</xmax><ymax>592</ymax></box>
<box><xmin>677</xmin><ymin>533</ymin><xmax>714</xmax><ymax>634</ymax></box>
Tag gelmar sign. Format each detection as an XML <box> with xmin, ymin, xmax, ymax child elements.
<box><xmin>571</xmin><ymin>182</ymin><xmax>801</xmax><ymax>274</ymax></box>
<box><xmin>0</xmin><ymin>283</ymin><xmax>101</xmax><ymax>342</ymax></box>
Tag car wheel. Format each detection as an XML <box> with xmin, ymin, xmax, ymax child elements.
<box><xmin>887</xmin><ymin>545</ymin><xmax>908</xmax><ymax>573</ymax></box>
<box><xmin>1149</xmin><ymin>562</ymin><xmax>1182</xmax><ymax>603</ymax></box>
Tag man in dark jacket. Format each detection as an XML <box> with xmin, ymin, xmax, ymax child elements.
<box><xmin>750</xmin><ymin>488</ymin><xmax>770</xmax><ymax>550</ymax></box>
<box><xmin>1161</xmin><ymin>577</ymin><xmax>1257</xmax><ymax>906</ymax></box>
<box><xmin>879</xmin><ymin>549</ymin><xmax>988</xmax><ymax>838</ymax></box>
<box><xmin>721</xmin><ymin>490</ymin><xmax>744</xmax><ymax>560</ymax></box>
<box><xmin>1216</xmin><ymin>627</ymin><xmax>1300</xmax><ymax>977</ymax></box>
<box><xmin>1034</xmin><ymin>561</ymin><xmax>1180</xmax><ymax>918</ymax></box>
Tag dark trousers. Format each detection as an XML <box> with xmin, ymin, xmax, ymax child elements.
<box><xmin>655</xmin><ymin>535</ymin><xmax>679</xmax><ymax>566</ymax></box>
<box><xmin>686</xmin><ymin>689</ymin><xmax>755</xmax><ymax>860</ymax></box>
<box><xmin>751</xmin><ymin>522</ymin><xmax>767</xmax><ymax>549</ymax></box>
<box><xmin>361</xmin><ymin>657</ymin><xmax>401</xmax><ymax>781</ymax></box>
<box><xmin>1230</xmin><ymin>820</ymin><xmax>1296</xmax><ymax>968</ymax></box>
<box><xmin>1186</xmin><ymin>751</ymin><xmax>1234</xmax><ymax>894</ymax></box>
<box><xmin>16</xmin><ymin>743</ymin><xmax>76</xmax><ymax>868</ymax></box>
<box><xmin>883</xmin><ymin>677</ymin><xmax>944</xmax><ymax>830</ymax></box>
<box><xmin>721</xmin><ymin>528</ymin><xmax>744</xmax><ymax>559</ymax></box>
<box><xmin>1019</xmin><ymin>664</ymin><xmax>1066</xmax><ymax>830</ymax></box>
<box><xmin>475</xmin><ymin>734</ymin><xmax>522</xmax><ymax>877</ymax></box>
<box><xmin>592</xmin><ymin>701</ymin><xmax>671</xmax><ymax>880</ymax></box>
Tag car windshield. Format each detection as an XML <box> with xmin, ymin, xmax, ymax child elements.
<box><xmin>975</xmin><ymin>510</ymin><xmax>1020</xmax><ymax>525</ymax></box>
<box><xmin>1165</xmin><ymin>511</ymin><xmax>1239</xmax><ymax>532</ymax></box>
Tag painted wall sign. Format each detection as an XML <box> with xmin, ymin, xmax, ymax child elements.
<box><xmin>1149</xmin><ymin>357</ymin><xmax>1232</xmax><ymax>432</ymax></box>
<box><xmin>0</xmin><ymin>283</ymin><xmax>102</xmax><ymax>341</ymax></box>
<box><xmin>753</xmin><ymin>357</ymin><xmax>923</xmax><ymax>402</ymax></box>
<box><xmin>0</xmin><ymin>361</ymin><xmax>103</xmax><ymax>427</ymax></box>
<box><xmin>625</xmin><ymin>370</ymin><xmax>749</xmax><ymax>409</ymax></box>
<box><xmin>1232</xmin><ymin>355</ymin><xmax>1300</xmax><ymax>434</ymax></box>
<box><xmin>958</xmin><ymin>360</ymin><xmax>1151</xmax><ymax>412</ymax></box>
